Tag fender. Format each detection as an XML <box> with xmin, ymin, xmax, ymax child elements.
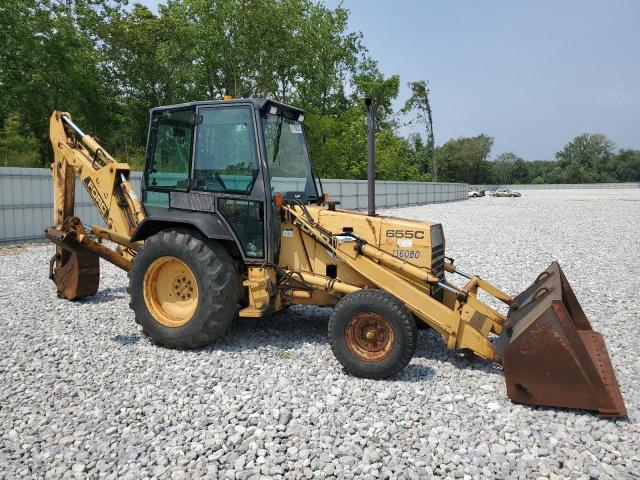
<box><xmin>130</xmin><ymin>209</ymin><xmax>235</xmax><ymax>243</ymax></box>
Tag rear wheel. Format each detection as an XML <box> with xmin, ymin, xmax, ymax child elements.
<box><xmin>128</xmin><ymin>230</ymin><xmax>238</xmax><ymax>349</ymax></box>
<box><xmin>328</xmin><ymin>289</ymin><xmax>417</xmax><ymax>379</ymax></box>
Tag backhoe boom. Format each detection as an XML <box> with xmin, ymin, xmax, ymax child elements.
<box><xmin>47</xmin><ymin>111</ymin><xmax>145</xmax><ymax>298</ymax></box>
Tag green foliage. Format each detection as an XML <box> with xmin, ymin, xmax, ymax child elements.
<box><xmin>499</xmin><ymin>133</ymin><xmax>640</xmax><ymax>184</ymax></box>
<box><xmin>612</xmin><ymin>149</ymin><xmax>640</xmax><ymax>181</ymax></box>
<box><xmin>0</xmin><ymin>0</ymin><xmax>636</xmax><ymax>185</ymax></box>
<box><xmin>376</xmin><ymin>131</ymin><xmax>429</xmax><ymax>181</ymax></box>
<box><xmin>401</xmin><ymin>81</ymin><xmax>435</xmax><ymax>177</ymax></box>
<box><xmin>0</xmin><ymin>113</ymin><xmax>40</xmax><ymax>167</ymax></box>
<box><xmin>446</xmin><ymin>133</ymin><xmax>640</xmax><ymax>185</ymax></box>
<box><xmin>435</xmin><ymin>135</ymin><xmax>494</xmax><ymax>184</ymax></box>
<box><xmin>556</xmin><ymin>133</ymin><xmax>614</xmax><ymax>170</ymax></box>
<box><xmin>489</xmin><ymin>152</ymin><xmax>528</xmax><ymax>184</ymax></box>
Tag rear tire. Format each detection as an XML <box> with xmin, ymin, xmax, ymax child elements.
<box><xmin>128</xmin><ymin>230</ymin><xmax>239</xmax><ymax>349</ymax></box>
<box><xmin>328</xmin><ymin>289</ymin><xmax>417</xmax><ymax>379</ymax></box>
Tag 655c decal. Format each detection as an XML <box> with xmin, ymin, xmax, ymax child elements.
<box><xmin>385</xmin><ymin>229</ymin><xmax>425</xmax><ymax>239</ymax></box>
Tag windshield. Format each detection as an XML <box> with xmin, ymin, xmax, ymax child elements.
<box><xmin>262</xmin><ymin>113</ymin><xmax>320</xmax><ymax>200</ymax></box>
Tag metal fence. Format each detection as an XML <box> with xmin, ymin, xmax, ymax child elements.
<box><xmin>474</xmin><ymin>182</ymin><xmax>640</xmax><ymax>190</ymax></box>
<box><xmin>0</xmin><ymin>167</ymin><xmax>467</xmax><ymax>244</ymax></box>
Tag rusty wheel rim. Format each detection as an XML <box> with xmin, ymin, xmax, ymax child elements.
<box><xmin>345</xmin><ymin>312</ymin><xmax>395</xmax><ymax>362</ymax></box>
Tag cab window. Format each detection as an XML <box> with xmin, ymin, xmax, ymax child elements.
<box><xmin>145</xmin><ymin>108</ymin><xmax>194</xmax><ymax>194</ymax></box>
<box><xmin>193</xmin><ymin>106</ymin><xmax>259</xmax><ymax>194</ymax></box>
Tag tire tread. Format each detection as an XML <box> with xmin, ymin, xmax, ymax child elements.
<box><xmin>328</xmin><ymin>288</ymin><xmax>416</xmax><ymax>379</ymax></box>
<box><xmin>127</xmin><ymin>229</ymin><xmax>238</xmax><ymax>349</ymax></box>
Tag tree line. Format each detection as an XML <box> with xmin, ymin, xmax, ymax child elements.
<box><xmin>1</xmin><ymin>0</ymin><xmax>638</xmax><ymax>184</ymax></box>
<box><xmin>431</xmin><ymin>133</ymin><xmax>640</xmax><ymax>184</ymax></box>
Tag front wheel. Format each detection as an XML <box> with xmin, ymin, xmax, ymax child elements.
<box><xmin>328</xmin><ymin>289</ymin><xmax>417</xmax><ymax>379</ymax></box>
<box><xmin>128</xmin><ymin>230</ymin><xmax>239</xmax><ymax>349</ymax></box>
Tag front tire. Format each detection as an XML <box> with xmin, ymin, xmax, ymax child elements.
<box><xmin>328</xmin><ymin>289</ymin><xmax>417</xmax><ymax>379</ymax></box>
<box><xmin>128</xmin><ymin>230</ymin><xmax>238</xmax><ymax>349</ymax></box>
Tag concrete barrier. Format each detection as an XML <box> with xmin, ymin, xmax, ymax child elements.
<box><xmin>474</xmin><ymin>182</ymin><xmax>640</xmax><ymax>191</ymax></box>
<box><xmin>0</xmin><ymin>167</ymin><xmax>468</xmax><ymax>244</ymax></box>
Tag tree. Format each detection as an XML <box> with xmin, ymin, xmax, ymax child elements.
<box><xmin>0</xmin><ymin>113</ymin><xmax>40</xmax><ymax>167</ymax></box>
<box><xmin>3</xmin><ymin>0</ymin><xmax>636</xmax><ymax>185</ymax></box>
<box><xmin>401</xmin><ymin>81</ymin><xmax>435</xmax><ymax>178</ymax></box>
<box><xmin>295</xmin><ymin>3</ymin><xmax>362</xmax><ymax>115</ymax></box>
<box><xmin>0</xmin><ymin>0</ymin><xmax>125</xmax><ymax>165</ymax></box>
<box><xmin>435</xmin><ymin>134</ymin><xmax>494</xmax><ymax>183</ymax></box>
<box><xmin>555</xmin><ymin>133</ymin><xmax>615</xmax><ymax>182</ymax></box>
<box><xmin>492</xmin><ymin>152</ymin><xmax>528</xmax><ymax>184</ymax></box>
<box><xmin>612</xmin><ymin>149</ymin><xmax>640</xmax><ymax>181</ymax></box>
<box><xmin>351</xmin><ymin>60</ymin><xmax>399</xmax><ymax>127</ymax></box>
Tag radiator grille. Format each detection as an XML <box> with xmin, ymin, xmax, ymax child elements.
<box><xmin>169</xmin><ymin>191</ymin><xmax>215</xmax><ymax>212</ymax></box>
<box><xmin>430</xmin><ymin>225</ymin><xmax>445</xmax><ymax>300</ymax></box>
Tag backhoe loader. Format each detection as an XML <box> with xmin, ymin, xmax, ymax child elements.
<box><xmin>45</xmin><ymin>98</ymin><xmax>626</xmax><ymax>416</ymax></box>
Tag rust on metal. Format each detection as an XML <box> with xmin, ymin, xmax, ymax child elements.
<box><xmin>51</xmin><ymin>249</ymin><xmax>99</xmax><ymax>300</ymax></box>
<box><xmin>345</xmin><ymin>312</ymin><xmax>395</xmax><ymax>362</ymax></box>
<box><xmin>47</xmin><ymin>221</ymin><xmax>100</xmax><ymax>300</ymax></box>
<box><xmin>47</xmin><ymin>217</ymin><xmax>132</xmax><ymax>273</ymax></box>
<box><xmin>495</xmin><ymin>261</ymin><xmax>626</xmax><ymax>417</ymax></box>
<box><xmin>75</xmin><ymin>232</ymin><xmax>132</xmax><ymax>272</ymax></box>
<box><xmin>46</xmin><ymin>216</ymin><xmax>136</xmax><ymax>300</ymax></box>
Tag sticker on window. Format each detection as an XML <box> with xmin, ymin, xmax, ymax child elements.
<box><xmin>289</xmin><ymin>123</ymin><xmax>303</xmax><ymax>134</ymax></box>
<box><xmin>282</xmin><ymin>229</ymin><xmax>294</xmax><ymax>238</ymax></box>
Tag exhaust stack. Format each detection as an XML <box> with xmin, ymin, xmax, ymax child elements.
<box><xmin>365</xmin><ymin>98</ymin><xmax>376</xmax><ymax>216</ymax></box>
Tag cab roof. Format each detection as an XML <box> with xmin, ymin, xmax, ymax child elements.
<box><xmin>149</xmin><ymin>98</ymin><xmax>304</xmax><ymax>115</ymax></box>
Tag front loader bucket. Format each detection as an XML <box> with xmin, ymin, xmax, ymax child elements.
<box><xmin>495</xmin><ymin>262</ymin><xmax>626</xmax><ymax>417</ymax></box>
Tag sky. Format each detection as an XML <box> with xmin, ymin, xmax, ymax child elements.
<box><xmin>136</xmin><ymin>0</ymin><xmax>640</xmax><ymax>160</ymax></box>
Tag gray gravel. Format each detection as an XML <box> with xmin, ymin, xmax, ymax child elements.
<box><xmin>1</xmin><ymin>188</ymin><xmax>639</xmax><ymax>479</ymax></box>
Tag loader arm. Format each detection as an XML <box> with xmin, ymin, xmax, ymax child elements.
<box><xmin>281</xmin><ymin>202</ymin><xmax>507</xmax><ymax>360</ymax></box>
<box><xmin>280</xmin><ymin>202</ymin><xmax>627</xmax><ymax>416</ymax></box>
<box><xmin>47</xmin><ymin>111</ymin><xmax>145</xmax><ymax>299</ymax></box>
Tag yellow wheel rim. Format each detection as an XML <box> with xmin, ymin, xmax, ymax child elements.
<box><xmin>142</xmin><ymin>256</ymin><xmax>199</xmax><ymax>328</ymax></box>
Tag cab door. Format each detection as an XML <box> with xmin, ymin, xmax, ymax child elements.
<box><xmin>191</xmin><ymin>104</ymin><xmax>268</xmax><ymax>262</ymax></box>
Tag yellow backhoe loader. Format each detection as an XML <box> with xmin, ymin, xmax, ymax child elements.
<box><xmin>46</xmin><ymin>99</ymin><xmax>626</xmax><ymax>416</ymax></box>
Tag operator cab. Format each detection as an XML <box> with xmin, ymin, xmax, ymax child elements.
<box><xmin>142</xmin><ymin>98</ymin><xmax>321</xmax><ymax>263</ymax></box>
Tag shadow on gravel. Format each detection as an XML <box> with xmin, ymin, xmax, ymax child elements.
<box><xmin>414</xmin><ymin>330</ymin><xmax>504</xmax><ymax>378</ymax></box>
<box><xmin>112</xmin><ymin>334</ymin><xmax>140</xmax><ymax>346</ymax></box>
<box><xmin>81</xmin><ymin>287</ymin><xmax>128</xmax><ymax>304</ymax></box>
<box><xmin>199</xmin><ymin>308</ymin><xmax>332</xmax><ymax>353</ymax></box>
<box><xmin>182</xmin><ymin>306</ymin><xmax>504</xmax><ymax>381</ymax></box>
<box><xmin>394</xmin><ymin>363</ymin><xmax>436</xmax><ymax>382</ymax></box>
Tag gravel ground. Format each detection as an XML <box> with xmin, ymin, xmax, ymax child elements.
<box><xmin>1</xmin><ymin>188</ymin><xmax>639</xmax><ymax>479</ymax></box>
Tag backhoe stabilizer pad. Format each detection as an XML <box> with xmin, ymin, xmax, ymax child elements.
<box><xmin>53</xmin><ymin>248</ymin><xmax>100</xmax><ymax>300</ymax></box>
<box><xmin>495</xmin><ymin>261</ymin><xmax>626</xmax><ymax>417</ymax></box>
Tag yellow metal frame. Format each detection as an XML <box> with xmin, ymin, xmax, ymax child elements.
<box><xmin>143</xmin><ymin>256</ymin><xmax>199</xmax><ymax>327</ymax></box>
<box><xmin>47</xmin><ymin>109</ymin><xmax>513</xmax><ymax>363</ymax></box>
<box><xmin>275</xmin><ymin>203</ymin><xmax>512</xmax><ymax>361</ymax></box>
<box><xmin>48</xmin><ymin>111</ymin><xmax>145</xmax><ymax>270</ymax></box>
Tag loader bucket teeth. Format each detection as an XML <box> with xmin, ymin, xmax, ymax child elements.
<box><xmin>495</xmin><ymin>261</ymin><xmax>626</xmax><ymax>417</ymax></box>
<box><xmin>53</xmin><ymin>249</ymin><xmax>100</xmax><ymax>300</ymax></box>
